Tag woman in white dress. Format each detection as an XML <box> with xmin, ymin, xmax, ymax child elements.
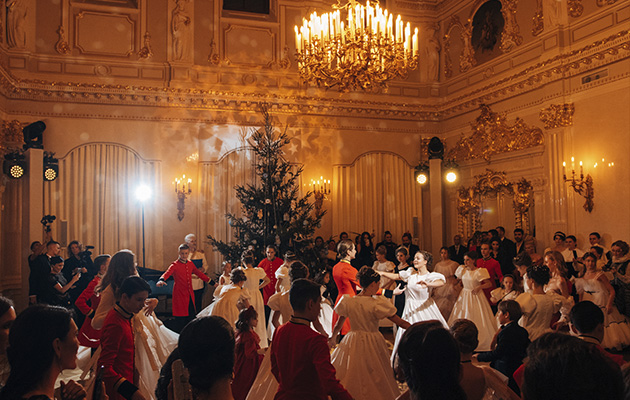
<box><xmin>239</xmin><ymin>251</ymin><xmax>271</xmax><ymax>347</ymax></box>
<box><xmin>329</xmin><ymin>267</ymin><xmax>410</xmax><ymax>400</ymax></box>
<box><xmin>432</xmin><ymin>246</ymin><xmax>462</xmax><ymax>319</ymax></box>
<box><xmin>575</xmin><ymin>252</ymin><xmax>630</xmax><ymax>350</ymax></box>
<box><xmin>516</xmin><ymin>264</ymin><xmax>572</xmax><ymax>341</ymax></box>
<box><xmin>377</xmin><ymin>250</ymin><xmax>448</xmax><ymax>361</ymax></box>
<box><xmin>448</xmin><ymin>251</ymin><xmax>498</xmax><ymax>351</ymax></box>
<box><xmin>89</xmin><ymin>249</ymin><xmax>177</xmax><ymax>400</ymax></box>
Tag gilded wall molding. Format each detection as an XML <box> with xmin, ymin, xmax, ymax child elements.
<box><xmin>446</xmin><ymin>104</ymin><xmax>544</xmax><ymax>162</ymax></box>
<box><xmin>499</xmin><ymin>0</ymin><xmax>523</xmax><ymax>53</ymax></box>
<box><xmin>597</xmin><ymin>0</ymin><xmax>618</xmax><ymax>5</ymax></box>
<box><xmin>55</xmin><ymin>26</ymin><xmax>71</xmax><ymax>55</ymax></box>
<box><xmin>457</xmin><ymin>169</ymin><xmax>534</xmax><ymax>238</ymax></box>
<box><xmin>532</xmin><ymin>0</ymin><xmax>544</xmax><ymax>37</ymax></box>
<box><xmin>444</xmin><ymin>16</ymin><xmax>477</xmax><ymax>77</ymax></box>
<box><xmin>539</xmin><ymin>103</ymin><xmax>575</xmax><ymax>129</ymax></box>
<box><xmin>568</xmin><ymin>0</ymin><xmax>584</xmax><ymax>17</ymax></box>
<box><xmin>137</xmin><ymin>31</ymin><xmax>153</xmax><ymax>59</ymax></box>
<box><xmin>0</xmin><ymin>119</ymin><xmax>23</xmax><ymax>156</ymax></box>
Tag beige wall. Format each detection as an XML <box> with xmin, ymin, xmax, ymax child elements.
<box><xmin>1</xmin><ymin>0</ymin><xmax>629</xmax><ymax>303</ymax></box>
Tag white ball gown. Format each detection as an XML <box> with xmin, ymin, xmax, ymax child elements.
<box><xmin>391</xmin><ymin>269</ymin><xmax>448</xmax><ymax>362</ymax></box>
<box><xmin>331</xmin><ymin>294</ymin><xmax>400</xmax><ymax>400</ymax></box>
<box><xmin>197</xmin><ymin>283</ymin><xmax>251</xmax><ymax>330</ymax></box>
<box><xmin>575</xmin><ymin>272</ymin><xmax>630</xmax><ymax>350</ymax></box>
<box><xmin>432</xmin><ymin>259</ymin><xmax>461</xmax><ymax>319</ymax></box>
<box><xmin>241</xmin><ymin>266</ymin><xmax>269</xmax><ymax>346</ymax></box>
<box><xmin>448</xmin><ymin>266</ymin><xmax>498</xmax><ymax>351</ymax></box>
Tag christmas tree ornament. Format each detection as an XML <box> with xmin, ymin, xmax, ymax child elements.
<box><xmin>257</xmin><ymin>210</ymin><xmax>263</xmax><ymax>219</ymax></box>
<box><xmin>265</xmin><ymin>199</ymin><xmax>271</xmax><ymax>204</ymax></box>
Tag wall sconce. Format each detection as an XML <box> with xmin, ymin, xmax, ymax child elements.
<box><xmin>563</xmin><ymin>157</ymin><xmax>594</xmax><ymax>212</ymax></box>
<box><xmin>444</xmin><ymin>160</ymin><xmax>459</xmax><ymax>183</ymax></box>
<box><xmin>173</xmin><ymin>174</ymin><xmax>192</xmax><ymax>221</ymax></box>
<box><xmin>308</xmin><ymin>176</ymin><xmax>330</xmax><ymax>213</ymax></box>
<box><xmin>414</xmin><ymin>162</ymin><xmax>429</xmax><ymax>185</ymax></box>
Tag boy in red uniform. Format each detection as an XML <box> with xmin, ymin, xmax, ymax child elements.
<box><xmin>98</xmin><ymin>276</ymin><xmax>151</xmax><ymax>400</ymax></box>
<box><xmin>157</xmin><ymin>243</ymin><xmax>210</xmax><ymax>332</ymax></box>
<box><xmin>270</xmin><ymin>279</ymin><xmax>352</xmax><ymax>400</ymax></box>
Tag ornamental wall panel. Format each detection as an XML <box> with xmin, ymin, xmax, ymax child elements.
<box><xmin>224</xmin><ymin>25</ymin><xmax>275</xmax><ymax>67</ymax></box>
<box><xmin>74</xmin><ymin>11</ymin><xmax>136</xmax><ymax>57</ymax></box>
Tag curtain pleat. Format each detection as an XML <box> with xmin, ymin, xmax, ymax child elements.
<box><xmin>333</xmin><ymin>152</ymin><xmax>422</xmax><ymax>244</ymax></box>
<box><xmin>198</xmin><ymin>148</ymin><xmax>255</xmax><ymax>275</ymax></box>
<box><xmin>43</xmin><ymin>143</ymin><xmax>163</xmax><ymax>269</ymax></box>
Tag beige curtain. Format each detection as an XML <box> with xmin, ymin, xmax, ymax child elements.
<box><xmin>43</xmin><ymin>143</ymin><xmax>163</xmax><ymax>268</ymax></box>
<box><xmin>332</xmin><ymin>152</ymin><xmax>423</xmax><ymax>245</ymax></box>
<box><xmin>198</xmin><ymin>147</ymin><xmax>256</xmax><ymax>274</ymax></box>
<box><xmin>0</xmin><ymin>179</ymin><xmax>24</xmax><ymax>291</ymax></box>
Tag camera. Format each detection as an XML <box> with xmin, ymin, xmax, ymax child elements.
<box><xmin>40</xmin><ymin>215</ymin><xmax>56</xmax><ymax>232</ymax></box>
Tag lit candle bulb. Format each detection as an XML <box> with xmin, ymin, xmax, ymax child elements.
<box><xmin>562</xmin><ymin>161</ymin><xmax>566</xmax><ymax>179</ymax></box>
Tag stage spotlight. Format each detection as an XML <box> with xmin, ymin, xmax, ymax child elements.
<box><xmin>414</xmin><ymin>162</ymin><xmax>429</xmax><ymax>185</ymax></box>
<box><xmin>427</xmin><ymin>136</ymin><xmax>444</xmax><ymax>160</ymax></box>
<box><xmin>443</xmin><ymin>160</ymin><xmax>459</xmax><ymax>184</ymax></box>
<box><xmin>22</xmin><ymin>121</ymin><xmax>46</xmax><ymax>150</ymax></box>
<box><xmin>135</xmin><ymin>184</ymin><xmax>152</xmax><ymax>203</ymax></box>
<box><xmin>43</xmin><ymin>152</ymin><xmax>59</xmax><ymax>181</ymax></box>
<box><xmin>3</xmin><ymin>152</ymin><xmax>27</xmax><ymax>179</ymax></box>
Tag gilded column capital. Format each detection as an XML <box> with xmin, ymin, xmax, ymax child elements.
<box><xmin>539</xmin><ymin>103</ymin><xmax>575</xmax><ymax>129</ymax></box>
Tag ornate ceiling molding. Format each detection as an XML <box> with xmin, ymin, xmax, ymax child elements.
<box><xmin>0</xmin><ymin>29</ymin><xmax>627</xmax><ymax>123</ymax></box>
<box><xmin>446</xmin><ymin>104</ymin><xmax>544</xmax><ymax>162</ymax></box>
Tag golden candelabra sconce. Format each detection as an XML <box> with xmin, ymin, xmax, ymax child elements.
<box><xmin>174</xmin><ymin>174</ymin><xmax>192</xmax><ymax>221</ymax></box>
<box><xmin>307</xmin><ymin>176</ymin><xmax>331</xmax><ymax>213</ymax></box>
<box><xmin>563</xmin><ymin>157</ymin><xmax>594</xmax><ymax>212</ymax></box>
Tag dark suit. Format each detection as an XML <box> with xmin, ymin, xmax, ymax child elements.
<box><xmin>477</xmin><ymin>321</ymin><xmax>530</xmax><ymax>394</ymax></box>
<box><xmin>448</xmin><ymin>244</ymin><xmax>467</xmax><ymax>265</ymax></box>
<box><xmin>499</xmin><ymin>237</ymin><xmax>516</xmax><ymax>274</ymax></box>
<box><xmin>514</xmin><ymin>241</ymin><xmax>525</xmax><ymax>255</ymax></box>
<box><xmin>405</xmin><ymin>244</ymin><xmax>420</xmax><ymax>261</ymax></box>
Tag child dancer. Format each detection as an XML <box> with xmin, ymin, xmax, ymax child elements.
<box><xmin>98</xmin><ymin>276</ymin><xmax>151</xmax><ymax>400</ymax></box>
<box><xmin>198</xmin><ymin>268</ymin><xmax>250</xmax><ymax>329</ymax></box>
<box><xmin>270</xmin><ymin>279</ymin><xmax>351</xmax><ymax>400</ymax></box>
<box><xmin>330</xmin><ymin>267</ymin><xmax>410</xmax><ymax>400</ymax></box>
<box><xmin>575</xmin><ymin>252</ymin><xmax>630</xmax><ymax>350</ymax></box>
<box><xmin>448</xmin><ymin>251</ymin><xmax>498</xmax><ymax>351</ymax></box>
<box><xmin>240</xmin><ymin>251</ymin><xmax>270</xmax><ymax>346</ymax></box>
<box><xmin>232</xmin><ymin>306</ymin><xmax>265</xmax><ymax>400</ymax></box>
<box><xmin>75</xmin><ymin>254</ymin><xmax>110</xmax><ymax>349</ymax></box>
<box><xmin>490</xmin><ymin>275</ymin><xmax>520</xmax><ymax>305</ymax></box>
<box><xmin>157</xmin><ymin>244</ymin><xmax>210</xmax><ymax>332</ymax></box>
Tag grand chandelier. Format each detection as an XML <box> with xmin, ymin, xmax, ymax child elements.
<box><xmin>294</xmin><ymin>0</ymin><xmax>418</xmax><ymax>92</ymax></box>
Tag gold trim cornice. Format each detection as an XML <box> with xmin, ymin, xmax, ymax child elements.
<box><xmin>539</xmin><ymin>103</ymin><xmax>574</xmax><ymax>129</ymax></box>
<box><xmin>0</xmin><ymin>30</ymin><xmax>627</xmax><ymax>122</ymax></box>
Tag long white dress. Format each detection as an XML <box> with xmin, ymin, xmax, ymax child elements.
<box><xmin>448</xmin><ymin>266</ymin><xmax>498</xmax><ymax>351</ymax></box>
<box><xmin>197</xmin><ymin>284</ymin><xmax>251</xmax><ymax>329</ymax></box>
<box><xmin>392</xmin><ymin>269</ymin><xmax>448</xmax><ymax>362</ymax></box>
<box><xmin>432</xmin><ymin>260</ymin><xmax>461</xmax><ymax>319</ymax></box>
<box><xmin>575</xmin><ymin>273</ymin><xmax>630</xmax><ymax>350</ymax></box>
<box><xmin>331</xmin><ymin>295</ymin><xmax>400</xmax><ymax>400</ymax></box>
<box><xmin>241</xmin><ymin>266</ymin><xmax>269</xmax><ymax>346</ymax></box>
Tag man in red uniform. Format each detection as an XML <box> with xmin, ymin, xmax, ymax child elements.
<box><xmin>98</xmin><ymin>276</ymin><xmax>151</xmax><ymax>400</ymax></box>
<box><xmin>271</xmin><ymin>279</ymin><xmax>352</xmax><ymax>400</ymax></box>
<box><xmin>257</xmin><ymin>245</ymin><xmax>284</xmax><ymax>304</ymax></box>
<box><xmin>477</xmin><ymin>242</ymin><xmax>503</xmax><ymax>305</ymax></box>
<box><xmin>158</xmin><ymin>243</ymin><xmax>210</xmax><ymax>332</ymax></box>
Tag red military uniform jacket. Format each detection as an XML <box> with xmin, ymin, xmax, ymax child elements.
<box><xmin>332</xmin><ymin>260</ymin><xmax>358</xmax><ymax>335</ymax></box>
<box><xmin>160</xmin><ymin>259</ymin><xmax>210</xmax><ymax>316</ymax></box>
<box><xmin>98</xmin><ymin>304</ymin><xmax>136</xmax><ymax>400</ymax></box>
<box><xmin>258</xmin><ymin>257</ymin><xmax>284</xmax><ymax>304</ymax></box>
<box><xmin>271</xmin><ymin>320</ymin><xmax>352</xmax><ymax>400</ymax></box>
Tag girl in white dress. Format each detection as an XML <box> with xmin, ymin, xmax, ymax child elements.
<box><xmin>575</xmin><ymin>252</ymin><xmax>630</xmax><ymax>350</ymax></box>
<box><xmin>89</xmin><ymin>249</ymin><xmax>178</xmax><ymax>400</ymax></box>
<box><xmin>199</xmin><ymin>268</ymin><xmax>251</xmax><ymax>328</ymax></box>
<box><xmin>432</xmin><ymin>246</ymin><xmax>462</xmax><ymax>319</ymax></box>
<box><xmin>377</xmin><ymin>250</ymin><xmax>448</xmax><ymax>361</ymax></box>
<box><xmin>330</xmin><ymin>267</ymin><xmax>410</xmax><ymax>400</ymax></box>
<box><xmin>516</xmin><ymin>264</ymin><xmax>572</xmax><ymax>341</ymax></box>
<box><xmin>448</xmin><ymin>251</ymin><xmax>498</xmax><ymax>351</ymax></box>
<box><xmin>239</xmin><ymin>251</ymin><xmax>271</xmax><ymax>347</ymax></box>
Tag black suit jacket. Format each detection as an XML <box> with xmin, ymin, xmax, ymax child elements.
<box><xmin>477</xmin><ymin>322</ymin><xmax>530</xmax><ymax>378</ymax></box>
<box><xmin>448</xmin><ymin>244</ymin><xmax>467</xmax><ymax>265</ymax></box>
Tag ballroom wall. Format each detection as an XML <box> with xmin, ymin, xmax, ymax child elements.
<box><xmin>0</xmin><ymin>0</ymin><xmax>628</xmax><ymax>306</ymax></box>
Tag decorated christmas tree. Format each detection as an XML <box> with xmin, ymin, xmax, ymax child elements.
<box><xmin>208</xmin><ymin>107</ymin><xmax>326</xmax><ymax>270</ymax></box>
